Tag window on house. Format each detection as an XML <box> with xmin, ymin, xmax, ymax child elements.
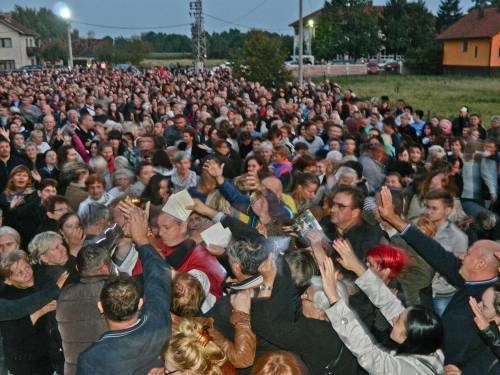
<box><xmin>0</xmin><ymin>60</ymin><xmax>15</xmax><ymax>71</ymax></box>
<box><xmin>0</xmin><ymin>38</ymin><xmax>13</xmax><ymax>48</ymax></box>
<box><xmin>462</xmin><ymin>40</ymin><xmax>468</xmax><ymax>52</ymax></box>
<box><xmin>474</xmin><ymin>46</ymin><xmax>478</xmax><ymax>58</ymax></box>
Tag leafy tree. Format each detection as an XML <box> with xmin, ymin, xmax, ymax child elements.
<box><xmin>405</xmin><ymin>0</ymin><xmax>436</xmax><ymax>50</ymax></box>
<box><xmin>313</xmin><ymin>0</ymin><xmax>345</xmax><ymax>60</ymax></box>
<box><xmin>380</xmin><ymin>0</ymin><xmax>409</xmax><ymax>56</ymax></box>
<box><xmin>231</xmin><ymin>30</ymin><xmax>291</xmax><ymax>86</ymax></box>
<box><xmin>436</xmin><ymin>0</ymin><xmax>462</xmax><ymax>32</ymax></box>
<box><xmin>10</xmin><ymin>6</ymin><xmax>69</xmax><ymax>61</ymax></box>
<box><xmin>404</xmin><ymin>39</ymin><xmax>443</xmax><ymax>74</ymax></box>
<box><xmin>313</xmin><ymin>0</ymin><xmax>380</xmax><ymax>61</ymax></box>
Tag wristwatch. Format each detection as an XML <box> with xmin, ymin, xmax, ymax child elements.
<box><xmin>259</xmin><ymin>283</ymin><xmax>272</xmax><ymax>292</ymax></box>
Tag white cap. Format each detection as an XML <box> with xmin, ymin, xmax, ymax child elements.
<box><xmin>187</xmin><ymin>269</ymin><xmax>216</xmax><ymax>313</ymax></box>
<box><xmin>460</xmin><ymin>106</ymin><xmax>468</xmax><ymax>113</ymax></box>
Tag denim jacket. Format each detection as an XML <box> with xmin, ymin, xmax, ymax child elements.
<box><xmin>76</xmin><ymin>244</ymin><xmax>171</xmax><ymax>375</ymax></box>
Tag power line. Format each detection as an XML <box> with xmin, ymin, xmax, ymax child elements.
<box><xmin>203</xmin><ymin>12</ymin><xmax>288</xmax><ymax>32</ymax></box>
<box><xmin>71</xmin><ymin>20</ymin><xmax>191</xmax><ymax>31</ymax></box>
<box><xmin>233</xmin><ymin>0</ymin><xmax>270</xmax><ymax>22</ymax></box>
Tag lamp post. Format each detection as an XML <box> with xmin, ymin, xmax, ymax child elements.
<box><xmin>60</xmin><ymin>6</ymin><xmax>73</xmax><ymax>69</ymax></box>
<box><xmin>298</xmin><ymin>0</ymin><xmax>304</xmax><ymax>88</ymax></box>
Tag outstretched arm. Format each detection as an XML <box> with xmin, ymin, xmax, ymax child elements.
<box><xmin>378</xmin><ymin>186</ymin><xmax>464</xmax><ymax>287</ymax></box>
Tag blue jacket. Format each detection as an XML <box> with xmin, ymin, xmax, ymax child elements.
<box><xmin>76</xmin><ymin>244</ymin><xmax>171</xmax><ymax>375</ymax></box>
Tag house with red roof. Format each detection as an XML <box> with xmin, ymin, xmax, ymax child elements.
<box><xmin>0</xmin><ymin>13</ymin><xmax>37</xmax><ymax>71</ymax></box>
<box><xmin>436</xmin><ymin>7</ymin><xmax>500</xmax><ymax>74</ymax></box>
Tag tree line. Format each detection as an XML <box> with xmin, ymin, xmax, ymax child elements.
<box><xmin>7</xmin><ymin>6</ymin><xmax>293</xmax><ymax>65</ymax></box>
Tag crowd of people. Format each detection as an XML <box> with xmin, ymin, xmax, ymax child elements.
<box><xmin>0</xmin><ymin>65</ymin><xmax>499</xmax><ymax>375</ymax></box>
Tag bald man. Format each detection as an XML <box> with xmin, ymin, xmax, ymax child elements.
<box><xmin>378</xmin><ymin>187</ymin><xmax>499</xmax><ymax>374</ymax></box>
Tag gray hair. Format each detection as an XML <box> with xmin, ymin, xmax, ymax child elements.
<box><xmin>172</xmin><ymin>151</ymin><xmax>191</xmax><ymax>163</ymax></box>
<box><xmin>113</xmin><ymin>168</ymin><xmax>134</xmax><ymax>182</ymax></box>
<box><xmin>77</xmin><ymin>243</ymin><xmax>111</xmax><ymax>277</ymax></box>
<box><xmin>0</xmin><ymin>250</ymin><xmax>29</xmax><ymax>279</ymax></box>
<box><xmin>259</xmin><ymin>141</ymin><xmax>274</xmax><ymax>152</ymax></box>
<box><xmin>28</xmin><ymin>231</ymin><xmax>63</xmax><ymax>262</ymax></box>
<box><xmin>89</xmin><ymin>156</ymin><xmax>108</xmax><ymax>173</ymax></box>
<box><xmin>226</xmin><ymin>240</ymin><xmax>269</xmax><ymax>276</ymax></box>
<box><xmin>0</xmin><ymin>226</ymin><xmax>21</xmax><ymax>246</ymax></box>
<box><xmin>85</xmin><ymin>203</ymin><xmax>111</xmax><ymax>227</ymax></box>
<box><xmin>114</xmin><ymin>156</ymin><xmax>130</xmax><ymax>170</ymax></box>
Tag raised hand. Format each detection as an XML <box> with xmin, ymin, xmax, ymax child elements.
<box><xmin>332</xmin><ymin>239</ymin><xmax>366</xmax><ymax>277</ymax></box>
<box><xmin>469</xmin><ymin>297</ymin><xmax>490</xmax><ymax>331</ymax></box>
<box><xmin>378</xmin><ymin>186</ymin><xmax>395</xmax><ymax>222</ymax></box>
<box><xmin>0</xmin><ymin>127</ymin><xmax>10</xmax><ymax>140</ymax></box>
<box><xmin>203</xmin><ymin>159</ymin><xmax>224</xmax><ymax>184</ymax></box>
<box><xmin>306</xmin><ymin>229</ymin><xmax>324</xmax><ymax>246</ymax></box>
<box><xmin>206</xmin><ymin>244</ymin><xmax>225</xmax><ymax>257</ymax></box>
<box><xmin>258</xmin><ymin>254</ymin><xmax>277</xmax><ymax>286</ymax></box>
<box><xmin>230</xmin><ymin>289</ymin><xmax>252</xmax><ymax>314</ymax></box>
<box><xmin>320</xmin><ymin>257</ymin><xmax>340</xmax><ymax>305</ymax></box>
<box><xmin>129</xmin><ymin>201</ymin><xmax>150</xmax><ymax>247</ymax></box>
<box><xmin>10</xmin><ymin>195</ymin><xmax>24</xmax><ymax>209</ymax></box>
<box><xmin>31</xmin><ymin>170</ymin><xmax>42</xmax><ymax>182</ymax></box>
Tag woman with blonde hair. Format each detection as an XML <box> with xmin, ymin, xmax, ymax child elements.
<box><xmin>157</xmin><ymin>319</ymin><xmax>236</xmax><ymax>375</ymax></box>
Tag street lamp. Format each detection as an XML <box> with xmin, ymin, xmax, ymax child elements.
<box><xmin>59</xmin><ymin>5</ymin><xmax>73</xmax><ymax>69</ymax></box>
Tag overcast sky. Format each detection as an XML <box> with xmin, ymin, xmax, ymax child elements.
<box><xmin>1</xmin><ymin>0</ymin><xmax>474</xmax><ymax>38</ymax></box>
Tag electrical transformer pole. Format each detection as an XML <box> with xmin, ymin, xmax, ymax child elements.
<box><xmin>189</xmin><ymin>0</ymin><xmax>207</xmax><ymax>72</ymax></box>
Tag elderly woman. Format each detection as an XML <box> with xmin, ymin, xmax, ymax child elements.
<box><xmin>0</xmin><ymin>226</ymin><xmax>21</xmax><ymax>256</ymax></box>
<box><xmin>251</xmin><ymin>252</ymin><xmax>361</xmax><ymax>375</ymax></box>
<box><xmin>107</xmin><ymin>168</ymin><xmax>135</xmax><ymax>201</ymax></box>
<box><xmin>170</xmin><ymin>151</ymin><xmax>198</xmax><ymax>192</ymax></box>
<box><xmin>88</xmin><ymin>155</ymin><xmax>113</xmax><ymax>190</ymax></box>
<box><xmin>28</xmin><ymin>231</ymin><xmax>78</xmax><ymax>286</ymax></box>
<box><xmin>28</xmin><ymin>231</ymin><xmax>80</xmax><ymax>374</ymax></box>
<box><xmin>0</xmin><ymin>250</ymin><xmax>57</xmax><ymax>375</ymax></box>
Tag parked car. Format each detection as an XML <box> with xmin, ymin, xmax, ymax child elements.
<box><xmin>366</xmin><ymin>61</ymin><xmax>379</xmax><ymax>74</ymax></box>
<box><xmin>17</xmin><ymin>65</ymin><xmax>43</xmax><ymax>72</ymax></box>
<box><xmin>383</xmin><ymin>61</ymin><xmax>400</xmax><ymax>72</ymax></box>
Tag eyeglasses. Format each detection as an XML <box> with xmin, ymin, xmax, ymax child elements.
<box><xmin>330</xmin><ymin>201</ymin><xmax>352</xmax><ymax>210</ymax></box>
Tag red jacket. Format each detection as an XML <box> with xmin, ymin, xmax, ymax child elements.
<box><xmin>158</xmin><ymin>241</ymin><xmax>226</xmax><ymax>298</ymax></box>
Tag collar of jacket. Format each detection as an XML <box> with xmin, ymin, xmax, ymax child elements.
<box><xmin>80</xmin><ymin>275</ymin><xmax>109</xmax><ymax>284</ymax></box>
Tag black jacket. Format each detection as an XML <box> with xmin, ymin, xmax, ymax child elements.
<box><xmin>320</xmin><ymin>218</ymin><xmax>384</xmax><ymax>260</ymax></box>
<box><xmin>480</xmin><ymin>322</ymin><xmax>500</xmax><ymax>360</ymax></box>
<box><xmin>401</xmin><ymin>225</ymin><xmax>499</xmax><ymax>374</ymax></box>
<box><xmin>251</xmin><ymin>268</ymin><xmax>366</xmax><ymax>375</ymax></box>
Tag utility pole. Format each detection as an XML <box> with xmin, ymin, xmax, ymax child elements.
<box><xmin>189</xmin><ymin>0</ymin><xmax>207</xmax><ymax>72</ymax></box>
<box><xmin>298</xmin><ymin>0</ymin><xmax>304</xmax><ymax>87</ymax></box>
<box><xmin>67</xmin><ymin>24</ymin><xmax>73</xmax><ymax>69</ymax></box>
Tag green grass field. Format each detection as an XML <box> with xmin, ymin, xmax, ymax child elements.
<box><xmin>328</xmin><ymin>75</ymin><xmax>500</xmax><ymax>122</ymax></box>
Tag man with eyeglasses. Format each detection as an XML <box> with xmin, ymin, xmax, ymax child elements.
<box><xmin>320</xmin><ymin>185</ymin><xmax>383</xmax><ymax>260</ymax></box>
